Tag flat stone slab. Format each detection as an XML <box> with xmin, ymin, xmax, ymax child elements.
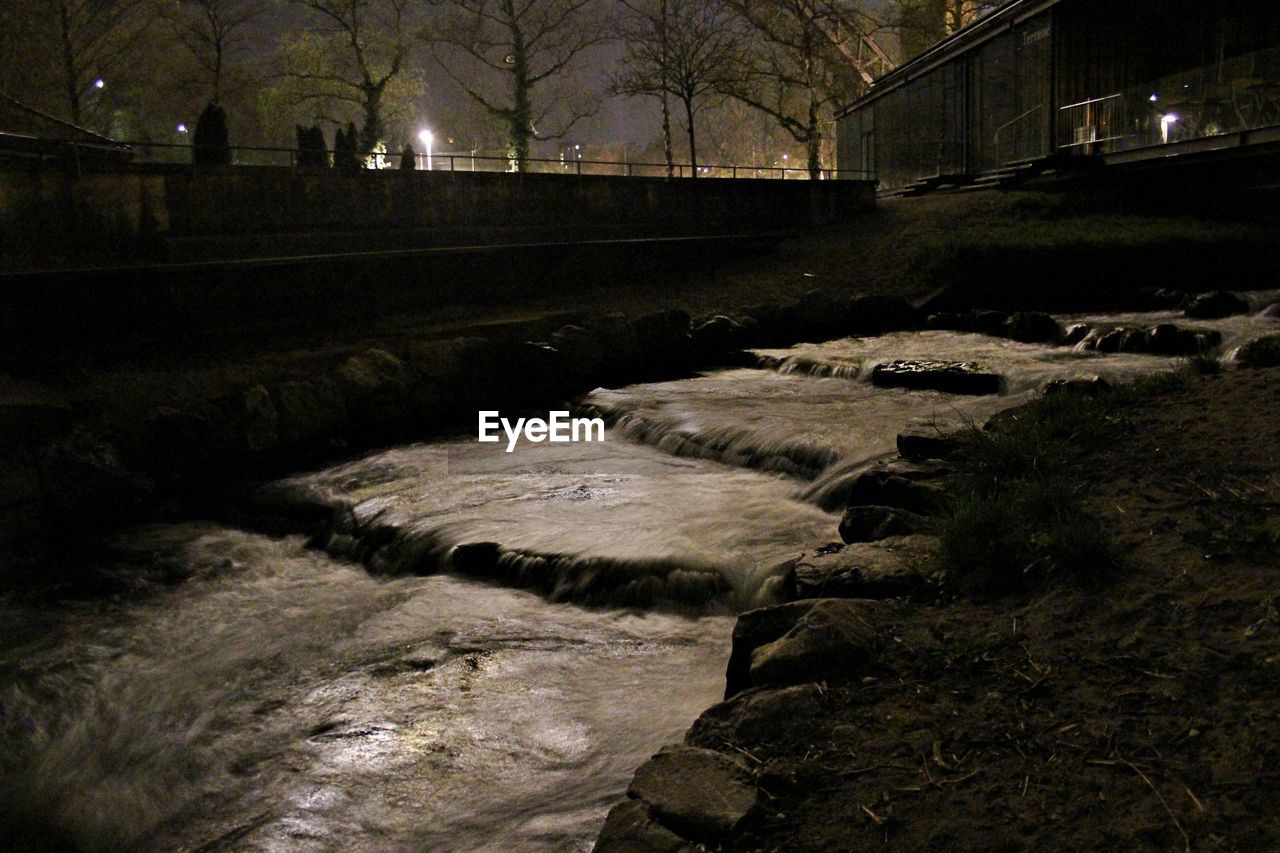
<box><xmin>627</xmin><ymin>745</ymin><xmax>758</xmax><ymax>842</ymax></box>
<box><xmin>871</xmin><ymin>360</ymin><xmax>1001</xmax><ymax>395</ymax></box>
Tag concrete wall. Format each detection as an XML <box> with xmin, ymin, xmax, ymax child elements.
<box><xmin>0</xmin><ymin>163</ymin><xmax>874</xmax><ymax>268</ymax></box>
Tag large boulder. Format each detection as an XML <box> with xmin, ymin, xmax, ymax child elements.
<box><xmin>1185</xmin><ymin>290</ymin><xmax>1249</xmax><ymax>320</ymax></box>
<box><xmin>845</xmin><ymin>472</ymin><xmax>945</xmax><ymax>515</ymax></box>
<box><xmin>724</xmin><ymin>600</ymin><xmax>823</xmax><ymax>698</ymax></box>
<box><xmin>871</xmin><ymin>360</ymin><xmax>1001</xmax><ymax>395</ymax></box>
<box><xmin>626</xmin><ymin>746</ymin><xmax>758</xmax><ymax>843</ymax></box>
<box><xmin>236</xmin><ymin>384</ymin><xmax>279</xmax><ymax>453</ymax></box>
<box><xmin>1003</xmin><ymin>311</ymin><xmax>1061</xmax><ymax>344</ymax></box>
<box><xmin>273</xmin><ymin>378</ymin><xmax>348</xmax><ymax>447</ymax></box>
<box><xmin>1061</xmin><ymin>323</ymin><xmax>1092</xmax><ymax>346</ymax></box>
<box><xmin>838</xmin><ymin>505</ymin><xmax>929</xmax><ymax>543</ymax></box>
<box><xmin>1043</xmin><ymin>376</ymin><xmax>1111</xmax><ymax>397</ymax></box>
<box><xmin>596</xmin><ymin>800</ymin><xmax>693</xmax><ymax>853</ymax></box>
<box><xmin>634</xmin><ymin>309</ymin><xmax>694</xmax><ymax>372</ymax></box>
<box><xmin>964</xmin><ymin>309</ymin><xmax>1010</xmax><ymax>337</ymax></box>
<box><xmin>686</xmin><ymin>684</ymin><xmax>825</xmax><ymax>750</ymax></box>
<box><xmin>896</xmin><ymin>425</ymin><xmax>966</xmax><ymax>461</ymax></box>
<box><xmin>585</xmin><ymin>313</ymin><xmax>644</xmax><ymax>379</ymax></box>
<box><xmin>749</xmin><ymin>598</ymin><xmax>881</xmax><ymax>688</ymax></box>
<box><xmin>335</xmin><ymin>348</ymin><xmax>411</xmax><ymax>439</ymax></box>
<box><xmin>789</xmin><ymin>537</ymin><xmax>932</xmax><ymax>599</ymax></box>
<box><xmin>847</xmin><ymin>295</ymin><xmax>921</xmax><ymax>335</ymax></box>
<box><xmin>1237</xmin><ymin>334</ymin><xmax>1280</xmax><ymax>368</ymax></box>
<box><xmin>690</xmin><ymin>315</ymin><xmax>754</xmax><ymax>365</ymax></box>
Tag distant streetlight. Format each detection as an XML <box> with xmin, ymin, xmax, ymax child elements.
<box><xmin>176</xmin><ymin>123</ymin><xmax>188</xmax><ymax>134</ymax></box>
<box><xmin>418</xmin><ymin>129</ymin><xmax>434</xmax><ymax>170</ymax></box>
<box><xmin>1160</xmin><ymin>113</ymin><xmax>1178</xmax><ymax>144</ymax></box>
<box><xmin>94</xmin><ymin>78</ymin><xmax>104</xmax><ymax>89</ymax></box>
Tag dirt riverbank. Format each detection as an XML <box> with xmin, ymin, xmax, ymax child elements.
<box><xmin>601</xmin><ymin>365</ymin><xmax>1280</xmax><ymax>850</ymax></box>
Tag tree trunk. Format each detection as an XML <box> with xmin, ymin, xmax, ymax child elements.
<box><xmin>659</xmin><ymin>0</ymin><xmax>673</xmax><ymax>178</ymax></box>
<box><xmin>360</xmin><ymin>84</ymin><xmax>384</xmax><ymax>155</ymax></box>
<box><xmin>58</xmin><ymin>1</ymin><xmax>81</xmax><ymax>126</ymax></box>
<box><xmin>508</xmin><ymin>8</ymin><xmax>532</xmax><ymax>173</ymax></box>
<box><xmin>683</xmin><ymin>95</ymin><xmax>698</xmax><ymax>177</ymax></box>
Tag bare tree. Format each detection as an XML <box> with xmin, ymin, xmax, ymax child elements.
<box><xmin>167</xmin><ymin>0</ymin><xmax>262</xmax><ymax>104</ymax></box>
<box><xmin>611</xmin><ymin>0</ymin><xmax>742</xmax><ymax>177</ymax></box>
<box><xmin>720</xmin><ymin>0</ymin><xmax>871</xmax><ymax>179</ymax></box>
<box><xmin>424</xmin><ymin>0</ymin><xmax>608</xmax><ymax>172</ymax></box>
<box><xmin>284</xmin><ymin>0</ymin><xmax>409</xmax><ymax>154</ymax></box>
<box><xmin>8</xmin><ymin>0</ymin><xmax>156</xmax><ymax>127</ymax></box>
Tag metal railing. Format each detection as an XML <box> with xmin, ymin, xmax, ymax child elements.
<box><xmin>993</xmin><ymin>103</ymin><xmax>1046</xmax><ymax>166</ymax></box>
<box><xmin>1057</xmin><ymin>43</ymin><xmax>1280</xmax><ymax>156</ymax></box>
<box><xmin>0</xmin><ymin>134</ymin><xmax>873</xmax><ymax>181</ymax></box>
<box><xmin>1057</xmin><ymin>93</ymin><xmax>1128</xmax><ymax>153</ymax></box>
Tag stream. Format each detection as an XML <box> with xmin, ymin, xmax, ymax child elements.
<box><xmin>1</xmin><ymin>298</ymin><xmax>1276</xmax><ymax>851</ymax></box>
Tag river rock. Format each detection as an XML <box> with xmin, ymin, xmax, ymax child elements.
<box><xmin>871</xmin><ymin>360</ymin><xmax>1001</xmax><ymax>395</ymax></box>
<box><xmin>626</xmin><ymin>745</ymin><xmax>758</xmax><ymax>843</ymax></box>
<box><xmin>634</xmin><ymin>309</ymin><xmax>694</xmax><ymax>372</ymax></box>
<box><xmin>549</xmin><ymin>324</ymin><xmax>605</xmax><ymax>376</ymax></box>
<box><xmin>686</xmin><ymin>684</ymin><xmax>826</xmax><ymax>749</ymax></box>
<box><xmin>1237</xmin><ymin>334</ymin><xmax>1280</xmax><ymax>368</ymax></box>
<box><xmin>1003</xmin><ymin>311</ymin><xmax>1061</xmax><ymax>344</ymax></box>
<box><xmin>1186</xmin><ymin>290</ymin><xmax>1249</xmax><ymax>319</ymax></box>
<box><xmin>924</xmin><ymin>312</ymin><xmax>966</xmax><ymax>331</ymax></box>
<box><xmin>274</xmin><ymin>378</ymin><xmax>348</xmax><ymax>447</ymax></box>
<box><xmin>1043</xmin><ymin>375</ymin><xmax>1111</xmax><ymax>397</ymax></box>
<box><xmin>725</xmin><ymin>600</ymin><xmax>823</xmax><ymax>698</ymax></box>
<box><xmin>847</xmin><ymin>295</ymin><xmax>921</xmax><ymax>334</ymax></box>
<box><xmin>237</xmin><ymin>384</ymin><xmax>279</xmax><ymax>453</ymax></box>
<box><xmin>1134</xmin><ymin>286</ymin><xmax>1190</xmax><ymax>311</ymax></box>
<box><xmin>1261</xmin><ymin>303</ymin><xmax>1280</xmax><ymax>319</ymax></box>
<box><xmin>789</xmin><ymin>537</ymin><xmax>932</xmax><ymax>599</ymax></box>
<box><xmin>966</xmin><ymin>309</ymin><xmax>1010</xmax><ymax>337</ymax></box>
<box><xmin>1146</xmin><ymin>323</ymin><xmax>1198</xmax><ymax>356</ymax></box>
<box><xmin>1093</xmin><ymin>328</ymin><xmax>1146</xmax><ymax>354</ymax></box>
<box><xmin>838</xmin><ymin>505</ymin><xmax>929</xmax><ymax>543</ymax></box>
<box><xmin>1061</xmin><ymin>323</ymin><xmax>1092</xmax><ymax>346</ymax></box>
<box><xmin>896</xmin><ymin>424</ymin><xmax>966</xmax><ymax>461</ymax></box>
<box><xmin>596</xmin><ymin>800</ymin><xmax>693</xmax><ymax>853</ymax></box>
<box><xmin>586</xmin><ymin>313</ymin><xmax>644</xmax><ymax>379</ymax></box>
<box><xmin>38</xmin><ymin>430</ymin><xmax>153</xmax><ymax>524</ymax></box>
<box><xmin>0</xmin><ymin>375</ymin><xmax>75</xmax><ymax>447</ymax></box>
<box><xmin>749</xmin><ymin>599</ymin><xmax>881</xmax><ymax>688</ymax></box>
<box><xmin>335</xmin><ymin>349</ymin><xmax>411</xmax><ymax>439</ymax></box>
<box><xmin>846</xmin><ymin>472</ymin><xmax>945</xmax><ymax>515</ymax></box>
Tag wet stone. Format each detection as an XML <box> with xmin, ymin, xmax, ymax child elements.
<box><xmin>595</xmin><ymin>799</ymin><xmax>693</xmax><ymax>853</ymax></box>
<box><xmin>871</xmin><ymin>360</ymin><xmax>1001</xmax><ymax>395</ymax></box>
<box><xmin>749</xmin><ymin>599</ymin><xmax>881</xmax><ymax>688</ymax></box>
<box><xmin>790</xmin><ymin>537</ymin><xmax>933</xmax><ymax>599</ymax></box>
<box><xmin>626</xmin><ymin>745</ymin><xmax>758</xmax><ymax>843</ymax></box>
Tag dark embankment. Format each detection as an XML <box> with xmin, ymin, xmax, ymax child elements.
<box><xmin>598</xmin><ymin>364</ymin><xmax>1280</xmax><ymax>851</ymax></box>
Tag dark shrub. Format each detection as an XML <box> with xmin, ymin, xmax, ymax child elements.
<box><xmin>296</xmin><ymin>125</ymin><xmax>328</xmax><ymax>168</ymax></box>
<box><xmin>400</xmin><ymin>143</ymin><xmax>416</xmax><ymax>170</ymax></box>
<box><xmin>193</xmin><ymin>102</ymin><xmax>231</xmax><ymax>166</ymax></box>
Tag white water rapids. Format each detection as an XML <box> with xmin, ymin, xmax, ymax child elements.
<box><xmin>1</xmin><ymin>300</ymin><xmax>1275</xmax><ymax>851</ymax></box>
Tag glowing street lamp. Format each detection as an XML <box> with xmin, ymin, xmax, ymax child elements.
<box><xmin>418</xmin><ymin>129</ymin><xmax>434</xmax><ymax>170</ymax></box>
<box><xmin>1160</xmin><ymin>113</ymin><xmax>1178</xmax><ymax>144</ymax></box>
<box><xmin>94</xmin><ymin>78</ymin><xmax>105</xmax><ymax>90</ymax></box>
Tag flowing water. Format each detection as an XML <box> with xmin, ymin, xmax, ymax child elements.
<box><xmin>2</xmin><ymin>300</ymin><xmax>1276</xmax><ymax>851</ymax></box>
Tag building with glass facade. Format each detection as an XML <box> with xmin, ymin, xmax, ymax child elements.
<box><xmin>836</xmin><ymin>0</ymin><xmax>1280</xmax><ymax>191</ymax></box>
